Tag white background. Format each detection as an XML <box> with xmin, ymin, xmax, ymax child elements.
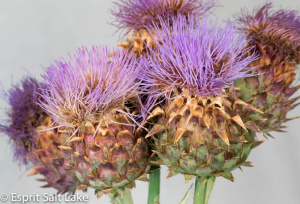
<box><xmin>0</xmin><ymin>0</ymin><xmax>299</xmax><ymax>203</ymax></box>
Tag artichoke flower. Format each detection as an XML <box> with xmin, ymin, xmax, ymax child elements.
<box><xmin>0</xmin><ymin>77</ymin><xmax>78</xmax><ymax>194</ymax></box>
<box><xmin>39</xmin><ymin>46</ymin><xmax>151</xmax><ymax>198</ymax></box>
<box><xmin>1</xmin><ymin>1</ymin><xmax>300</xmax><ymax>203</ymax></box>
<box><xmin>234</xmin><ymin>3</ymin><xmax>300</xmax><ymax>136</ymax></box>
<box><xmin>111</xmin><ymin>0</ymin><xmax>218</xmax><ymax>55</ymax></box>
<box><xmin>141</xmin><ymin>15</ymin><xmax>264</xmax><ymax>183</ymax></box>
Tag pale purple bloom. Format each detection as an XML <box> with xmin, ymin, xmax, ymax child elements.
<box><xmin>0</xmin><ymin>77</ymin><xmax>44</xmax><ymax>166</ymax></box>
<box><xmin>140</xmin><ymin>15</ymin><xmax>257</xmax><ymax>111</ymax></box>
<box><xmin>39</xmin><ymin>46</ymin><xmax>142</xmax><ymax>128</ymax></box>
<box><xmin>235</xmin><ymin>3</ymin><xmax>300</xmax><ymax>62</ymax></box>
<box><xmin>111</xmin><ymin>0</ymin><xmax>218</xmax><ymax>32</ymax></box>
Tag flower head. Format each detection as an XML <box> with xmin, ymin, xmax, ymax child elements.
<box><xmin>141</xmin><ymin>15</ymin><xmax>257</xmax><ymax>109</ymax></box>
<box><xmin>0</xmin><ymin>77</ymin><xmax>45</xmax><ymax>166</ymax></box>
<box><xmin>111</xmin><ymin>0</ymin><xmax>218</xmax><ymax>32</ymax></box>
<box><xmin>235</xmin><ymin>3</ymin><xmax>300</xmax><ymax>62</ymax></box>
<box><xmin>39</xmin><ymin>46</ymin><xmax>141</xmax><ymax>128</ymax></box>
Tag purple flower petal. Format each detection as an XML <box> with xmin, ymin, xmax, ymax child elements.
<box><xmin>235</xmin><ymin>3</ymin><xmax>300</xmax><ymax>62</ymax></box>
<box><xmin>140</xmin><ymin>15</ymin><xmax>257</xmax><ymax>111</ymax></box>
<box><xmin>0</xmin><ymin>77</ymin><xmax>45</xmax><ymax>166</ymax></box>
<box><xmin>111</xmin><ymin>0</ymin><xmax>218</xmax><ymax>33</ymax></box>
<box><xmin>39</xmin><ymin>46</ymin><xmax>142</xmax><ymax>128</ymax></box>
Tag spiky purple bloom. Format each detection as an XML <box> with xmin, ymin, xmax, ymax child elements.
<box><xmin>0</xmin><ymin>77</ymin><xmax>45</xmax><ymax>166</ymax></box>
<box><xmin>111</xmin><ymin>0</ymin><xmax>218</xmax><ymax>32</ymax></box>
<box><xmin>39</xmin><ymin>46</ymin><xmax>142</xmax><ymax>128</ymax></box>
<box><xmin>141</xmin><ymin>15</ymin><xmax>257</xmax><ymax>109</ymax></box>
<box><xmin>235</xmin><ymin>3</ymin><xmax>300</xmax><ymax>62</ymax></box>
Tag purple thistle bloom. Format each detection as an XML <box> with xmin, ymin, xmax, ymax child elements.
<box><xmin>140</xmin><ymin>15</ymin><xmax>257</xmax><ymax>110</ymax></box>
<box><xmin>111</xmin><ymin>0</ymin><xmax>218</xmax><ymax>33</ymax></box>
<box><xmin>235</xmin><ymin>3</ymin><xmax>300</xmax><ymax>62</ymax></box>
<box><xmin>39</xmin><ymin>46</ymin><xmax>142</xmax><ymax>128</ymax></box>
<box><xmin>0</xmin><ymin>77</ymin><xmax>45</xmax><ymax>166</ymax></box>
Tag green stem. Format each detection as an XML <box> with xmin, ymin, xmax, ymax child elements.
<box><xmin>193</xmin><ymin>176</ymin><xmax>215</xmax><ymax>204</ymax></box>
<box><xmin>108</xmin><ymin>192</ymin><xmax>122</xmax><ymax>204</ymax></box>
<box><xmin>123</xmin><ymin>188</ymin><xmax>134</xmax><ymax>204</ymax></box>
<box><xmin>194</xmin><ymin>177</ymin><xmax>206</xmax><ymax>204</ymax></box>
<box><xmin>204</xmin><ymin>176</ymin><xmax>216</xmax><ymax>204</ymax></box>
<box><xmin>108</xmin><ymin>188</ymin><xmax>134</xmax><ymax>204</ymax></box>
<box><xmin>147</xmin><ymin>166</ymin><xmax>160</xmax><ymax>204</ymax></box>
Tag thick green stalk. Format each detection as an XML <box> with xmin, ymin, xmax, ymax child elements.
<box><xmin>147</xmin><ymin>166</ymin><xmax>160</xmax><ymax>204</ymax></box>
<box><xmin>193</xmin><ymin>176</ymin><xmax>215</xmax><ymax>204</ymax></box>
